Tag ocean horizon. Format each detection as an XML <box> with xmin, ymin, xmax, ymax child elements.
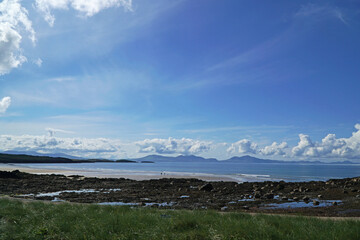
<box><xmin>12</xmin><ymin>161</ymin><xmax>360</xmax><ymax>183</ymax></box>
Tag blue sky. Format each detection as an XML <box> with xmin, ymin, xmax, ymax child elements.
<box><xmin>1</xmin><ymin>0</ymin><xmax>360</xmax><ymax>161</ymax></box>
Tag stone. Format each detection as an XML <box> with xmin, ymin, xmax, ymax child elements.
<box><xmin>313</xmin><ymin>200</ymin><xmax>319</xmax><ymax>206</ymax></box>
<box><xmin>264</xmin><ymin>193</ymin><xmax>274</xmax><ymax>199</ymax></box>
<box><xmin>199</xmin><ymin>183</ymin><xmax>213</xmax><ymax>192</ymax></box>
<box><xmin>254</xmin><ymin>191</ymin><xmax>261</xmax><ymax>198</ymax></box>
<box><xmin>302</xmin><ymin>196</ymin><xmax>310</xmax><ymax>202</ymax></box>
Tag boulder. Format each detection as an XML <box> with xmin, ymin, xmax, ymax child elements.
<box><xmin>199</xmin><ymin>183</ymin><xmax>213</xmax><ymax>192</ymax></box>
<box><xmin>302</xmin><ymin>196</ymin><xmax>310</xmax><ymax>202</ymax></box>
<box><xmin>254</xmin><ymin>191</ymin><xmax>261</xmax><ymax>199</ymax></box>
<box><xmin>264</xmin><ymin>193</ymin><xmax>274</xmax><ymax>199</ymax></box>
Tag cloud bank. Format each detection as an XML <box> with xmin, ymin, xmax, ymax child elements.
<box><xmin>136</xmin><ymin>138</ymin><xmax>212</xmax><ymax>155</ymax></box>
<box><xmin>1</xmin><ymin>124</ymin><xmax>360</xmax><ymax>161</ymax></box>
<box><xmin>227</xmin><ymin>124</ymin><xmax>360</xmax><ymax>160</ymax></box>
<box><xmin>0</xmin><ymin>96</ymin><xmax>11</xmax><ymax>113</ymax></box>
<box><xmin>0</xmin><ymin>134</ymin><xmax>124</xmax><ymax>159</ymax></box>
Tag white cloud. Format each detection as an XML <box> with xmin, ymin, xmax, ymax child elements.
<box><xmin>0</xmin><ymin>0</ymin><xmax>35</xmax><ymax>75</ymax></box>
<box><xmin>48</xmin><ymin>76</ymin><xmax>75</xmax><ymax>82</ymax></box>
<box><xmin>0</xmin><ymin>134</ymin><xmax>125</xmax><ymax>159</ymax></box>
<box><xmin>35</xmin><ymin>0</ymin><xmax>133</xmax><ymax>26</ymax></box>
<box><xmin>0</xmin><ymin>96</ymin><xmax>11</xmax><ymax>113</ymax></box>
<box><xmin>260</xmin><ymin>142</ymin><xmax>288</xmax><ymax>156</ymax></box>
<box><xmin>227</xmin><ymin>139</ymin><xmax>257</xmax><ymax>154</ymax></box>
<box><xmin>136</xmin><ymin>137</ymin><xmax>212</xmax><ymax>155</ymax></box>
<box><xmin>45</xmin><ymin>127</ymin><xmax>74</xmax><ymax>137</ymax></box>
<box><xmin>290</xmin><ymin>124</ymin><xmax>360</xmax><ymax>159</ymax></box>
<box><xmin>291</xmin><ymin>133</ymin><xmax>314</xmax><ymax>156</ymax></box>
<box><xmin>33</xmin><ymin>58</ymin><xmax>42</xmax><ymax>67</ymax></box>
<box><xmin>295</xmin><ymin>4</ymin><xmax>347</xmax><ymax>24</ymax></box>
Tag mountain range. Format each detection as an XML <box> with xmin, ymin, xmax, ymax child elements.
<box><xmin>0</xmin><ymin>152</ymin><xmax>356</xmax><ymax>164</ymax></box>
<box><xmin>130</xmin><ymin>154</ymin><xmax>356</xmax><ymax>164</ymax></box>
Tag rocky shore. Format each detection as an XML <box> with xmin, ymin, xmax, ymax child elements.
<box><xmin>1</xmin><ymin>170</ymin><xmax>359</xmax><ymax>217</ymax></box>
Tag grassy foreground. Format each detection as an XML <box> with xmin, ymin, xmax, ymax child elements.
<box><xmin>0</xmin><ymin>198</ymin><xmax>359</xmax><ymax>240</ymax></box>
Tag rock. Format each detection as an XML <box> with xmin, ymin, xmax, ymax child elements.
<box><xmin>242</xmin><ymin>206</ymin><xmax>249</xmax><ymax>210</ymax></box>
<box><xmin>313</xmin><ymin>200</ymin><xmax>319</xmax><ymax>206</ymax></box>
<box><xmin>293</xmin><ymin>197</ymin><xmax>299</xmax><ymax>201</ymax></box>
<box><xmin>302</xmin><ymin>196</ymin><xmax>310</xmax><ymax>202</ymax></box>
<box><xmin>199</xmin><ymin>183</ymin><xmax>213</xmax><ymax>192</ymax></box>
<box><xmin>254</xmin><ymin>191</ymin><xmax>261</xmax><ymax>198</ymax></box>
<box><xmin>317</xmin><ymin>194</ymin><xmax>323</xmax><ymax>199</ymax></box>
<box><xmin>221</xmin><ymin>206</ymin><xmax>228</xmax><ymax>211</ymax></box>
<box><xmin>351</xmin><ymin>189</ymin><xmax>357</xmax><ymax>192</ymax></box>
<box><xmin>343</xmin><ymin>190</ymin><xmax>348</xmax><ymax>194</ymax></box>
<box><xmin>264</xmin><ymin>193</ymin><xmax>274</xmax><ymax>199</ymax></box>
<box><xmin>277</xmin><ymin>184</ymin><xmax>285</xmax><ymax>190</ymax></box>
<box><xmin>332</xmin><ymin>201</ymin><xmax>338</xmax><ymax>206</ymax></box>
<box><xmin>0</xmin><ymin>170</ymin><xmax>21</xmax><ymax>179</ymax></box>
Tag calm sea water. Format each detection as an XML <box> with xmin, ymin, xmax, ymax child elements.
<box><xmin>18</xmin><ymin>161</ymin><xmax>360</xmax><ymax>182</ymax></box>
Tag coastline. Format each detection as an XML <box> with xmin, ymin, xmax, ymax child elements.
<box><xmin>0</xmin><ymin>164</ymin><xmax>240</xmax><ymax>182</ymax></box>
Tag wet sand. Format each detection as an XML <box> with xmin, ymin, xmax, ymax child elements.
<box><xmin>0</xmin><ymin>164</ymin><xmax>238</xmax><ymax>182</ymax></box>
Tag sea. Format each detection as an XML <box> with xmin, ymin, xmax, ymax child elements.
<box><xmin>15</xmin><ymin>161</ymin><xmax>360</xmax><ymax>183</ymax></box>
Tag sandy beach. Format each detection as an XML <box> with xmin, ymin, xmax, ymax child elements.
<box><xmin>0</xmin><ymin>164</ymin><xmax>239</xmax><ymax>182</ymax></box>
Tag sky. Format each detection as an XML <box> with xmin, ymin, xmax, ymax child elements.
<box><xmin>0</xmin><ymin>0</ymin><xmax>360</xmax><ymax>161</ymax></box>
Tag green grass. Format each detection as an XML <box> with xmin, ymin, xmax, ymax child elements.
<box><xmin>0</xmin><ymin>198</ymin><xmax>359</xmax><ymax>240</ymax></box>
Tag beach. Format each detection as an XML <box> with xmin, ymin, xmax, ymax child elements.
<box><xmin>0</xmin><ymin>164</ymin><xmax>239</xmax><ymax>182</ymax></box>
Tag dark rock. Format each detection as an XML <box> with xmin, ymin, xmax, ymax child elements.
<box><xmin>313</xmin><ymin>200</ymin><xmax>319</xmax><ymax>206</ymax></box>
<box><xmin>264</xmin><ymin>193</ymin><xmax>274</xmax><ymax>199</ymax></box>
<box><xmin>254</xmin><ymin>191</ymin><xmax>261</xmax><ymax>199</ymax></box>
<box><xmin>302</xmin><ymin>196</ymin><xmax>310</xmax><ymax>202</ymax></box>
<box><xmin>0</xmin><ymin>170</ymin><xmax>21</xmax><ymax>179</ymax></box>
<box><xmin>199</xmin><ymin>183</ymin><xmax>213</xmax><ymax>192</ymax></box>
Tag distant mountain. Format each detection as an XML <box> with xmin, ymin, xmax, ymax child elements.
<box><xmin>2</xmin><ymin>151</ymin><xmax>85</xmax><ymax>160</ymax></box>
<box><xmin>0</xmin><ymin>153</ymin><xmax>83</xmax><ymax>163</ymax></box>
<box><xmin>0</xmin><ymin>153</ymin><xmax>114</xmax><ymax>164</ymax></box>
<box><xmin>0</xmin><ymin>152</ymin><xmax>356</xmax><ymax>165</ymax></box>
<box><xmin>132</xmin><ymin>154</ymin><xmax>357</xmax><ymax>164</ymax></box>
<box><xmin>131</xmin><ymin>154</ymin><xmax>218</xmax><ymax>163</ymax></box>
<box><xmin>223</xmin><ymin>155</ymin><xmax>356</xmax><ymax>164</ymax></box>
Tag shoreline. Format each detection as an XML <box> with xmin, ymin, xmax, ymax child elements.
<box><xmin>0</xmin><ymin>164</ymin><xmax>241</xmax><ymax>182</ymax></box>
